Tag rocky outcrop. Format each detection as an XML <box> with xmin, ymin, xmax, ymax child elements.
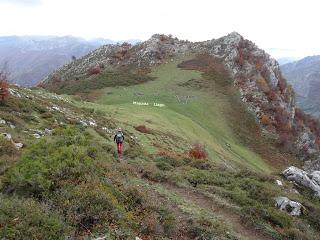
<box><xmin>275</xmin><ymin>196</ymin><xmax>303</xmax><ymax>216</ymax></box>
<box><xmin>42</xmin><ymin>34</ymin><xmax>191</xmax><ymax>84</ymax></box>
<box><xmin>283</xmin><ymin>166</ymin><xmax>320</xmax><ymax>196</ymax></box>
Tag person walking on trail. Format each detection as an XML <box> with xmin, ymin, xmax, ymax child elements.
<box><xmin>114</xmin><ymin>128</ymin><xmax>124</xmax><ymax>157</ymax></box>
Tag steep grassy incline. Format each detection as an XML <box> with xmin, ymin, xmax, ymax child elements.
<box><xmin>80</xmin><ymin>57</ymin><xmax>292</xmax><ymax>172</ymax></box>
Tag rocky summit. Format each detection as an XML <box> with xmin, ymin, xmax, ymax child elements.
<box><xmin>2</xmin><ymin>32</ymin><xmax>320</xmax><ymax>240</ymax></box>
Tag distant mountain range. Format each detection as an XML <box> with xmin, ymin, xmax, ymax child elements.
<box><xmin>280</xmin><ymin>55</ymin><xmax>320</xmax><ymax>117</ymax></box>
<box><xmin>0</xmin><ymin>36</ymin><xmax>140</xmax><ymax>86</ymax></box>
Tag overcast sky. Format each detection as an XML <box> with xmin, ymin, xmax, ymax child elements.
<box><xmin>0</xmin><ymin>0</ymin><xmax>319</xmax><ymax>59</ymax></box>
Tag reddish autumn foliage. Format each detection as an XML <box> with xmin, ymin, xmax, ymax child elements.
<box><xmin>273</xmin><ymin>106</ymin><xmax>291</xmax><ymax>132</ymax></box>
<box><xmin>261</xmin><ymin>114</ymin><xmax>271</xmax><ymax>126</ymax></box>
<box><xmin>87</xmin><ymin>66</ymin><xmax>101</xmax><ymax>75</ymax></box>
<box><xmin>266</xmin><ymin>90</ymin><xmax>277</xmax><ymax>101</ymax></box>
<box><xmin>278</xmin><ymin>77</ymin><xmax>287</xmax><ymax>93</ymax></box>
<box><xmin>189</xmin><ymin>144</ymin><xmax>208</xmax><ymax>159</ymax></box>
<box><xmin>256</xmin><ymin>77</ymin><xmax>270</xmax><ymax>93</ymax></box>
<box><xmin>0</xmin><ymin>71</ymin><xmax>9</xmax><ymax>102</ymax></box>
<box><xmin>255</xmin><ymin>58</ymin><xmax>264</xmax><ymax>71</ymax></box>
<box><xmin>235</xmin><ymin>48</ymin><xmax>245</xmax><ymax>67</ymax></box>
<box><xmin>112</xmin><ymin>49</ymin><xmax>129</xmax><ymax>61</ymax></box>
<box><xmin>134</xmin><ymin>125</ymin><xmax>152</xmax><ymax>134</ymax></box>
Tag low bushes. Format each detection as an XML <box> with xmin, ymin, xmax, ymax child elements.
<box><xmin>189</xmin><ymin>144</ymin><xmax>208</xmax><ymax>159</ymax></box>
<box><xmin>44</xmin><ymin>68</ymin><xmax>155</xmax><ymax>96</ymax></box>
<box><xmin>0</xmin><ymin>195</ymin><xmax>73</xmax><ymax>240</ymax></box>
<box><xmin>134</xmin><ymin>125</ymin><xmax>153</xmax><ymax>134</ymax></box>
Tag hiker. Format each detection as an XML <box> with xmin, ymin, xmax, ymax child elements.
<box><xmin>114</xmin><ymin>128</ymin><xmax>125</xmax><ymax>156</ymax></box>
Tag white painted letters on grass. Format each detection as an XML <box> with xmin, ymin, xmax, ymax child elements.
<box><xmin>133</xmin><ymin>101</ymin><xmax>165</xmax><ymax>107</ymax></box>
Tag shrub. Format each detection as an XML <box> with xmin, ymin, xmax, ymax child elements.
<box><xmin>51</xmin><ymin>74</ymin><xmax>62</xmax><ymax>84</ymax></box>
<box><xmin>0</xmin><ymin>195</ymin><xmax>73</xmax><ymax>240</ymax></box>
<box><xmin>235</xmin><ymin>48</ymin><xmax>245</xmax><ymax>67</ymax></box>
<box><xmin>112</xmin><ymin>49</ymin><xmax>130</xmax><ymax>60</ymax></box>
<box><xmin>0</xmin><ymin>137</ymin><xmax>17</xmax><ymax>156</ymax></box>
<box><xmin>261</xmin><ymin>114</ymin><xmax>272</xmax><ymax>126</ymax></box>
<box><xmin>155</xmin><ymin>152</ymin><xmax>184</xmax><ymax>168</ymax></box>
<box><xmin>51</xmin><ymin>183</ymin><xmax>125</xmax><ymax>231</ymax></box>
<box><xmin>141</xmin><ymin>164</ymin><xmax>167</xmax><ymax>182</ymax></box>
<box><xmin>134</xmin><ymin>125</ymin><xmax>152</xmax><ymax>134</ymax></box>
<box><xmin>0</xmin><ymin>71</ymin><xmax>9</xmax><ymax>102</ymax></box>
<box><xmin>87</xmin><ymin>66</ymin><xmax>101</xmax><ymax>75</ymax></box>
<box><xmin>3</xmin><ymin>127</ymin><xmax>95</xmax><ymax>197</ymax></box>
<box><xmin>266</xmin><ymin>90</ymin><xmax>277</xmax><ymax>101</ymax></box>
<box><xmin>256</xmin><ymin>77</ymin><xmax>270</xmax><ymax>93</ymax></box>
<box><xmin>189</xmin><ymin>144</ymin><xmax>208</xmax><ymax>159</ymax></box>
<box><xmin>278</xmin><ymin>76</ymin><xmax>287</xmax><ymax>93</ymax></box>
<box><xmin>241</xmin><ymin>204</ymin><xmax>292</xmax><ymax>228</ymax></box>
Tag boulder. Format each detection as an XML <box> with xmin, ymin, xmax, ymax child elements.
<box><xmin>2</xmin><ymin>133</ymin><xmax>12</xmax><ymax>141</ymax></box>
<box><xmin>283</xmin><ymin>166</ymin><xmax>320</xmax><ymax>197</ymax></box>
<box><xmin>44</xmin><ymin>128</ymin><xmax>53</xmax><ymax>135</ymax></box>
<box><xmin>276</xmin><ymin>180</ymin><xmax>283</xmax><ymax>186</ymax></box>
<box><xmin>32</xmin><ymin>133</ymin><xmax>41</xmax><ymax>139</ymax></box>
<box><xmin>275</xmin><ymin>196</ymin><xmax>303</xmax><ymax>216</ymax></box>
<box><xmin>14</xmin><ymin>143</ymin><xmax>23</xmax><ymax>150</ymax></box>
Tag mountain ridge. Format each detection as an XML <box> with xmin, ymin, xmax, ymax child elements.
<box><xmin>281</xmin><ymin>55</ymin><xmax>320</xmax><ymax>117</ymax></box>
<box><xmin>41</xmin><ymin>32</ymin><xmax>320</xmax><ymax>171</ymax></box>
<box><xmin>0</xmin><ymin>35</ymin><xmax>141</xmax><ymax>87</ymax></box>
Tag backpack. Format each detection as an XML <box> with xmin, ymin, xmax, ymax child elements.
<box><xmin>116</xmin><ymin>132</ymin><xmax>124</xmax><ymax>143</ymax></box>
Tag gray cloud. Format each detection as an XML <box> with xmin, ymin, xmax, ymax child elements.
<box><xmin>0</xmin><ymin>0</ymin><xmax>42</xmax><ymax>6</ymax></box>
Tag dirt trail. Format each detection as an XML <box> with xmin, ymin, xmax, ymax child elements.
<box><xmin>162</xmin><ymin>183</ymin><xmax>273</xmax><ymax>240</ymax></box>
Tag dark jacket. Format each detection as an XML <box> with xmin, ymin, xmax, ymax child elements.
<box><xmin>114</xmin><ymin>131</ymin><xmax>124</xmax><ymax>144</ymax></box>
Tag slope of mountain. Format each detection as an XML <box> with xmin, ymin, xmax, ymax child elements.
<box><xmin>281</xmin><ymin>55</ymin><xmax>320</xmax><ymax>117</ymax></box>
<box><xmin>2</xmin><ymin>33</ymin><xmax>320</xmax><ymax>239</ymax></box>
<box><xmin>0</xmin><ymin>36</ymin><xmax>140</xmax><ymax>87</ymax></box>
<box><xmin>42</xmin><ymin>33</ymin><xmax>320</xmax><ymax>170</ymax></box>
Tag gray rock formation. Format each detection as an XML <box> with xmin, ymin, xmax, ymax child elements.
<box><xmin>275</xmin><ymin>196</ymin><xmax>303</xmax><ymax>216</ymax></box>
<box><xmin>283</xmin><ymin>166</ymin><xmax>320</xmax><ymax>196</ymax></box>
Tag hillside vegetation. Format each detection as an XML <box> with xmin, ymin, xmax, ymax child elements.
<box><xmin>1</xmin><ymin>33</ymin><xmax>320</xmax><ymax>239</ymax></box>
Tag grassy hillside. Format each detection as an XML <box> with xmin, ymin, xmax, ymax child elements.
<box><xmin>1</xmin><ymin>56</ymin><xmax>320</xmax><ymax>239</ymax></box>
<box><xmin>80</xmin><ymin>57</ymin><xmax>293</xmax><ymax>172</ymax></box>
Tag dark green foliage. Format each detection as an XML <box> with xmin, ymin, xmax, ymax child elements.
<box><xmin>241</xmin><ymin>205</ymin><xmax>292</xmax><ymax>228</ymax></box>
<box><xmin>45</xmin><ymin>68</ymin><xmax>156</xmax><ymax>95</ymax></box>
<box><xmin>185</xmin><ymin>168</ymin><xmax>294</xmax><ymax>234</ymax></box>
<box><xmin>141</xmin><ymin>164</ymin><xmax>168</xmax><ymax>183</ymax></box>
<box><xmin>0</xmin><ymin>125</ymin><xmax>178</xmax><ymax>239</ymax></box>
<box><xmin>123</xmin><ymin>141</ymin><xmax>145</xmax><ymax>159</ymax></box>
<box><xmin>3</xmin><ymin>127</ymin><xmax>96</xmax><ymax>198</ymax></box>
<box><xmin>0</xmin><ymin>138</ymin><xmax>17</xmax><ymax>157</ymax></box>
<box><xmin>155</xmin><ymin>155</ymin><xmax>183</xmax><ymax>168</ymax></box>
<box><xmin>0</xmin><ymin>195</ymin><xmax>73</xmax><ymax>240</ymax></box>
<box><xmin>49</xmin><ymin>183</ymin><xmax>128</xmax><ymax>232</ymax></box>
<box><xmin>187</xmin><ymin>217</ymin><xmax>228</xmax><ymax>240</ymax></box>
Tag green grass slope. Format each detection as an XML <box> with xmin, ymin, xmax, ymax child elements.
<box><xmin>80</xmin><ymin>57</ymin><xmax>288</xmax><ymax>172</ymax></box>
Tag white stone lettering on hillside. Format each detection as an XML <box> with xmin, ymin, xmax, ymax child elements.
<box><xmin>133</xmin><ymin>101</ymin><xmax>149</xmax><ymax>106</ymax></box>
<box><xmin>133</xmin><ymin>101</ymin><xmax>165</xmax><ymax>107</ymax></box>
